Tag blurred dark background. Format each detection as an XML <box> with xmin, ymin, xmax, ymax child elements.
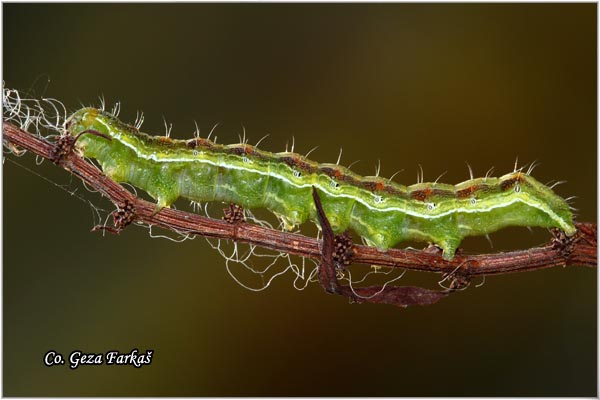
<box><xmin>3</xmin><ymin>3</ymin><xmax>596</xmax><ymax>396</ymax></box>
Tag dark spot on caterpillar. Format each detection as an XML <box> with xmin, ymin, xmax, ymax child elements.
<box><xmin>358</xmin><ymin>179</ymin><xmax>401</xmax><ymax>195</ymax></box>
<box><xmin>359</xmin><ymin>180</ymin><xmax>378</xmax><ymax>192</ymax></box>
<box><xmin>500</xmin><ymin>173</ymin><xmax>526</xmax><ymax>191</ymax></box>
<box><xmin>501</xmin><ymin>178</ymin><xmax>518</xmax><ymax>191</ymax></box>
<box><xmin>279</xmin><ymin>155</ymin><xmax>300</xmax><ymax>168</ymax></box>
<box><xmin>408</xmin><ymin>188</ymin><xmax>453</xmax><ymax>201</ymax></box>
<box><xmin>380</xmin><ymin>184</ymin><xmax>406</xmax><ymax>197</ymax></box>
<box><xmin>410</xmin><ymin>190</ymin><xmax>427</xmax><ymax>201</ymax></box>
<box><xmin>318</xmin><ymin>166</ymin><xmax>339</xmax><ymax>179</ymax></box>
<box><xmin>334</xmin><ymin>172</ymin><xmax>358</xmax><ymax>185</ymax></box>
<box><xmin>457</xmin><ymin>185</ymin><xmax>476</xmax><ymax>198</ymax></box>
<box><xmin>243</xmin><ymin>147</ymin><xmax>269</xmax><ymax>161</ymax></box>
<box><xmin>186</xmin><ymin>138</ymin><xmax>214</xmax><ymax>149</ymax></box>
<box><xmin>277</xmin><ymin>155</ymin><xmax>316</xmax><ymax>172</ymax></box>
<box><xmin>410</xmin><ymin>188</ymin><xmax>439</xmax><ymax>201</ymax></box>
<box><xmin>226</xmin><ymin>145</ymin><xmax>247</xmax><ymax>156</ymax></box>
<box><xmin>224</xmin><ymin>144</ymin><xmax>256</xmax><ymax>157</ymax></box>
<box><xmin>197</xmin><ymin>138</ymin><xmax>214</xmax><ymax>148</ymax></box>
<box><xmin>157</xmin><ymin>137</ymin><xmax>174</xmax><ymax>145</ymax></box>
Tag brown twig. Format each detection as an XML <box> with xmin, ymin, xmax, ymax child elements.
<box><xmin>3</xmin><ymin>121</ymin><xmax>597</xmax><ymax>292</ymax></box>
<box><xmin>312</xmin><ymin>186</ymin><xmax>449</xmax><ymax>307</ymax></box>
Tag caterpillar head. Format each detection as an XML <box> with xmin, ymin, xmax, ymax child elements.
<box><xmin>67</xmin><ymin>107</ymin><xmax>101</xmax><ymax>136</ymax></box>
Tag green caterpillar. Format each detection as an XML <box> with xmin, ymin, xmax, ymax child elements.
<box><xmin>67</xmin><ymin>107</ymin><xmax>576</xmax><ymax>259</ymax></box>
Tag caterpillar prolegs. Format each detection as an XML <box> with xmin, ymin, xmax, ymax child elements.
<box><xmin>67</xmin><ymin>107</ymin><xmax>576</xmax><ymax>259</ymax></box>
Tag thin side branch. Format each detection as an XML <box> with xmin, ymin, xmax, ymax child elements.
<box><xmin>3</xmin><ymin>121</ymin><xmax>597</xmax><ymax>281</ymax></box>
<box><xmin>312</xmin><ymin>186</ymin><xmax>449</xmax><ymax>307</ymax></box>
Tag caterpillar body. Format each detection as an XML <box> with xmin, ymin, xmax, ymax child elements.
<box><xmin>67</xmin><ymin>108</ymin><xmax>576</xmax><ymax>259</ymax></box>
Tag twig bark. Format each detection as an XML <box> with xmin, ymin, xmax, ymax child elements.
<box><xmin>3</xmin><ymin>121</ymin><xmax>597</xmax><ymax>295</ymax></box>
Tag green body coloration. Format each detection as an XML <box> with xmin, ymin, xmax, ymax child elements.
<box><xmin>67</xmin><ymin>108</ymin><xmax>576</xmax><ymax>259</ymax></box>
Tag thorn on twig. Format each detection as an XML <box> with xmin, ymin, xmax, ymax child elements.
<box><xmin>550</xmin><ymin>228</ymin><xmax>577</xmax><ymax>263</ymax></box>
<box><xmin>223</xmin><ymin>203</ymin><xmax>245</xmax><ymax>241</ymax></box>
<box><xmin>50</xmin><ymin>130</ymin><xmax>111</xmax><ymax>164</ymax></box>
<box><xmin>92</xmin><ymin>200</ymin><xmax>136</xmax><ymax>234</ymax></box>
<box><xmin>50</xmin><ymin>135</ymin><xmax>75</xmax><ymax>164</ymax></box>
<box><xmin>440</xmin><ymin>268</ymin><xmax>471</xmax><ymax>291</ymax></box>
<box><xmin>312</xmin><ymin>186</ymin><xmax>342</xmax><ymax>295</ymax></box>
<box><xmin>223</xmin><ymin>203</ymin><xmax>245</xmax><ymax>224</ymax></box>
<box><xmin>333</xmin><ymin>231</ymin><xmax>354</xmax><ymax>269</ymax></box>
